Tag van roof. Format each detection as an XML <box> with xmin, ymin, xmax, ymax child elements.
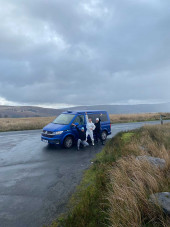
<box><xmin>62</xmin><ymin>110</ymin><xmax>107</xmax><ymax>114</ymax></box>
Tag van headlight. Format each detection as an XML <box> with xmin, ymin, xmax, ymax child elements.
<box><xmin>53</xmin><ymin>131</ymin><xmax>63</xmax><ymax>135</ymax></box>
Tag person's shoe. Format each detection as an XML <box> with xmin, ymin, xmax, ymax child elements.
<box><xmin>92</xmin><ymin>141</ymin><xmax>94</xmax><ymax>146</ymax></box>
<box><xmin>77</xmin><ymin>146</ymin><xmax>80</xmax><ymax>151</ymax></box>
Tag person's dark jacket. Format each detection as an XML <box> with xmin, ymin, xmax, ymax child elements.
<box><xmin>75</xmin><ymin>126</ymin><xmax>86</xmax><ymax>140</ymax></box>
<box><xmin>94</xmin><ymin>118</ymin><xmax>101</xmax><ymax>133</ymax></box>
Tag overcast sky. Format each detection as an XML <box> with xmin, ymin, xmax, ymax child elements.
<box><xmin>0</xmin><ymin>0</ymin><xmax>170</xmax><ymax>108</ymax></box>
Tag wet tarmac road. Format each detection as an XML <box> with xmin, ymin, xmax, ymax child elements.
<box><xmin>0</xmin><ymin>120</ymin><xmax>169</xmax><ymax>227</ymax></box>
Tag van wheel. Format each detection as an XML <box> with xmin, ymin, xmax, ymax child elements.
<box><xmin>101</xmin><ymin>131</ymin><xmax>107</xmax><ymax>141</ymax></box>
<box><xmin>64</xmin><ymin>136</ymin><xmax>73</xmax><ymax>149</ymax></box>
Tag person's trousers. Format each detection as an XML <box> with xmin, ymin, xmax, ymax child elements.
<box><xmin>95</xmin><ymin>131</ymin><xmax>103</xmax><ymax>143</ymax></box>
<box><xmin>86</xmin><ymin>130</ymin><xmax>94</xmax><ymax>141</ymax></box>
<box><xmin>77</xmin><ymin>139</ymin><xmax>89</xmax><ymax>149</ymax></box>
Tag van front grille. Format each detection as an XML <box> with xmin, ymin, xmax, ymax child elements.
<box><xmin>42</xmin><ymin>133</ymin><xmax>54</xmax><ymax>138</ymax></box>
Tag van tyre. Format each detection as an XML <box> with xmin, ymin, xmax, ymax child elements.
<box><xmin>101</xmin><ymin>131</ymin><xmax>107</xmax><ymax>141</ymax></box>
<box><xmin>64</xmin><ymin>136</ymin><xmax>73</xmax><ymax>149</ymax></box>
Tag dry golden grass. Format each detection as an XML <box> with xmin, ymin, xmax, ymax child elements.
<box><xmin>108</xmin><ymin>157</ymin><xmax>166</xmax><ymax>227</ymax></box>
<box><xmin>109</xmin><ymin>112</ymin><xmax>170</xmax><ymax>123</ymax></box>
<box><xmin>107</xmin><ymin>123</ymin><xmax>170</xmax><ymax>227</ymax></box>
<box><xmin>0</xmin><ymin>112</ymin><xmax>169</xmax><ymax>132</ymax></box>
<box><xmin>0</xmin><ymin>116</ymin><xmax>55</xmax><ymax>132</ymax></box>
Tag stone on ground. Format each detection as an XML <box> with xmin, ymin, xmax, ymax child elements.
<box><xmin>149</xmin><ymin>192</ymin><xmax>170</xmax><ymax>215</ymax></box>
<box><xmin>136</xmin><ymin>155</ymin><xmax>166</xmax><ymax>168</ymax></box>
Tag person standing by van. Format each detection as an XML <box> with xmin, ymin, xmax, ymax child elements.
<box><xmin>72</xmin><ymin>123</ymin><xmax>89</xmax><ymax>150</ymax></box>
<box><xmin>94</xmin><ymin>114</ymin><xmax>104</xmax><ymax>145</ymax></box>
<box><xmin>85</xmin><ymin>112</ymin><xmax>95</xmax><ymax>145</ymax></box>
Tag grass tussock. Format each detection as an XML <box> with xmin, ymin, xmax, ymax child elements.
<box><xmin>52</xmin><ymin>123</ymin><xmax>170</xmax><ymax>227</ymax></box>
<box><xmin>0</xmin><ymin>117</ymin><xmax>55</xmax><ymax>132</ymax></box>
<box><xmin>108</xmin><ymin>157</ymin><xmax>166</xmax><ymax>227</ymax></box>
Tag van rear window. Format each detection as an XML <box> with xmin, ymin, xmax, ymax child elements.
<box><xmin>53</xmin><ymin>114</ymin><xmax>75</xmax><ymax>125</ymax></box>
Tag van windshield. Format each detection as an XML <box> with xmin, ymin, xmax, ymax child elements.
<box><xmin>53</xmin><ymin>114</ymin><xmax>75</xmax><ymax>125</ymax></box>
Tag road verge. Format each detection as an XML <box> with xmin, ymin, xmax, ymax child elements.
<box><xmin>50</xmin><ymin>123</ymin><xmax>170</xmax><ymax>227</ymax></box>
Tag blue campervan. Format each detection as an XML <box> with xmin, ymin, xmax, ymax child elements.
<box><xmin>41</xmin><ymin>110</ymin><xmax>111</xmax><ymax>148</ymax></box>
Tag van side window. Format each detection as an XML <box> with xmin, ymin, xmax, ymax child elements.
<box><xmin>101</xmin><ymin>114</ymin><xmax>108</xmax><ymax>122</ymax></box>
<box><xmin>88</xmin><ymin>113</ymin><xmax>108</xmax><ymax>122</ymax></box>
<box><xmin>88</xmin><ymin>114</ymin><xmax>99</xmax><ymax>122</ymax></box>
<box><xmin>73</xmin><ymin>115</ymin><xmax>85</xmax><ymax>125</ymax></box>
<box><xmin>88</xmin><ymin>114</ymin><xmax>94</xmax><ymax>122</ymax></box>
<box><xmin>88</xmin><ymin>114</ymin><xmax>97</xmax><ymax>122</ymax></box>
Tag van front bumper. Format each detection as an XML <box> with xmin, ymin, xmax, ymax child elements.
<box><xmin>41</xmin><ymin>136</ymin><xmax>60</xmax><ymax>145</ymax></box>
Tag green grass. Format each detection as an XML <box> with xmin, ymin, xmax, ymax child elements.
<box><xmin>121</xmin><ymin>132</ymin><xmax>135</xmax><ymax>143</ymax></box>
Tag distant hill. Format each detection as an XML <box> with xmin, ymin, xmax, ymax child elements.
<box><xmin>0</xmin><ymin>105</ymin><xmax>63</xmax><ymax>118</ymax></box>
<box><xmin>0</xmin><ymin>102</ymin><xmax>170</xmax><ymax>118</ymax></box>
<box><xmin>71</xmin><ymin>103</ymin><xmax>170</xmax><ymax>114</ymax></box>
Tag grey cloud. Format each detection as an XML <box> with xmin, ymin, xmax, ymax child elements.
<box><xmin>0</xmin><ymin>0</ymin><xmax>170</xmax><ymax>106</ymax></box>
